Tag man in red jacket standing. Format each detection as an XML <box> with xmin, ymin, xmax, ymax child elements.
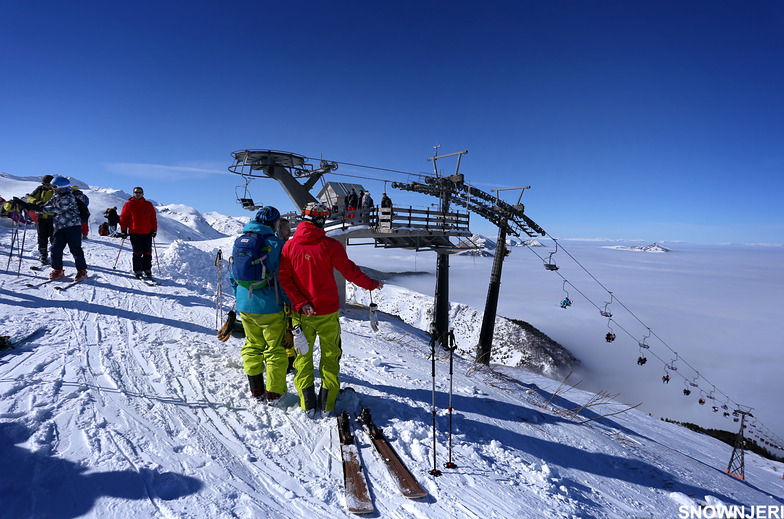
<box><xmin>279</xmin><ymin>202</ymin><xmax>383</xmax><ymax>418</ymax></box>
<box><xmin>119</xmin><ymin>186</ymin><xmax>158</xmax><ymax>279</ymax></box>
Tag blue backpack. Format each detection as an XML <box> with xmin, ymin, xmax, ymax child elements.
<box><xmin>230</xmin><ymin>232</ymin><xmax>275</xmax><ymax>296</ymax></box>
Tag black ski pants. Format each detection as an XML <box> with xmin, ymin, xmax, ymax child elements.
<box><xmin>129</xmin><ymin>233</ymin><xmax>153</xmax><ymax>273</ymax></box>
<box><xmin>51</xmin><ymin>225</ymin><xmax>87</xmax><ymax>271</ymax></box>
<box><xmin>36</xmin><ymin>216</ymin><xmax>54</xmax><ymax>259</ymax></box>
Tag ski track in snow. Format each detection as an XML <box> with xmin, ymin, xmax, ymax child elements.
<box><xmin>1</xmin><ymin>224</ymin><xmax>783</xmax><ymax>518</ymax></box>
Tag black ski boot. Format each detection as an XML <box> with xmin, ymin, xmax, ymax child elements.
<box><xmin>266</xmin><ymin>391</ymin><xmax>283</xmax><ymax>406</ymax></box>
<box><xmin>319</xmin><ymin>387</ymin><xmax>334</xmax><ymax>418</ymax></box>
<box><xmin>302</xmin><ymin>385</ymin><xmax>317</xmax><ymax>419</ymax></box>
<box><xmin>248</xmin><ymin>373</ymin><xmax>265</xmax><ymax>400</ymax></box>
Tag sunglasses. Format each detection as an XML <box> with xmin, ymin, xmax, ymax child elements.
<box><xmin>134</xmin><ymin>191</ymin><xmax>143</xmax><ymax>194</ymax></box>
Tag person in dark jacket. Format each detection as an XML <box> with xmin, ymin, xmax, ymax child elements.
<box><xmin>119</xmin><ymin>186</ymin><xmax>157</xmax><ymax>279</ymax></box>
<box><xmin>18</xmin><ymin>176</ymin><xmax>89</xmax><ymax>280</ymax></box>
<box><xmin>346</xmin><ymin>189</ymin><xmax>358</xmax><ymax>220</ymax></box>
<box><xmin>104</xmin><ymin>207</ymin><xmax>120</xmax><ymax>236</ymax></box>
<box><xmin>278</xmin><ymin>202</ymin><xmax>383</xmax><ymax>418</ymax></box>
<box><xmin>25</xmin><ymin>175</ymin><xmax>55</xmax><ymax>265</ymax></box>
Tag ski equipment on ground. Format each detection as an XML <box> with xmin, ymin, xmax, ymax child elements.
<box><xmin>15</xmin><ymin>209</ymin><xmax>29</xmax><ymax>276</ymax></box>
<box><xmin>368</xmin><ymin>291</ymin><xmax>379</xmax><ymax>332</ymax></box>
<box><xmin>445</xmin><ymin>329</ymin><xmax>458</xmax><ymax>469</ymax></box>
<box><xmin>153</xmin><ymin>235</ymin><xmax>160</xmax><ymax>273</ymax></box>
<box><xmin>24</xmin><ymin>274</ymin><xmax>71</xmax><ymax>288</ymax></box>
<box><xmin>337</xmin><ymin>410</ymin><xmax>374</xmax><ymax>515</ymax></box>
<box><xmin>217</xmin><ymin>305</ymin><xmax>236</xmax><ymax>342</ymax></box>
<box><xmin>0</xmin><ymin>327</ymin><xmax>44</xmax><ymax>358</ymax></box>
<box><xmin>138</xmin><ymin>276</ymin><xmax>160</xmax><ymax>286</ymax></box>
<box><xmin>113</xmin><ymin>236</ymin><xmax>126</xmax><ymax>269</ymax></box>
<box><xmin>429</xmin><ymin>331</ymin><xmax>442</xmax><ymax>477</ymax></box>
<box><xmin>358</xmin><ymin>407</ymin><xmax>427</xmax><ymax>498</ymax></box>
<box><xmin>54</xmin><ymin>275</ymin><xmax>89</xmax><ymax>291</ymax></box>
<box><xmin>215</xmin><ymin>249</ymin><xmax>223</xmax><ymax>330</ymax></box>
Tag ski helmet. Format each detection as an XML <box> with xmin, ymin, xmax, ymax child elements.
<box><xmin>42</xmin><ymin>175</ymin><xmax>54</xmax><ymax>184</ymax></box>
<box><xmin>255</xmin><ymin>206</ymin><xmax>281</xmax><ymax>226</ymax></box>
<box><xmin>51</xmin><ymin>176</ymin><xmax>71</xmax><ymax>189</ymax></box>
<box><xmin>302</xmin><ymin>202</ymin><xmax>330</xmax><ymax>228</ymax></box>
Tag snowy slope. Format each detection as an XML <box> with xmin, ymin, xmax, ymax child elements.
<box><xmin>0</xmin><ymin>172</ymin><xmax>245</xmax><ymax>242</ymax></box>
<box><xmin>2</xmin><ymin>225</ymin><xmax>784</xmax><ymax>517</ymax></box>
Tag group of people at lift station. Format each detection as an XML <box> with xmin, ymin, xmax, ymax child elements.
<box><xmin>220</xmin><ymin>201</ymin><xmax>384</xmax><ymax>419</ymax></box>
<box><xmin>3</xmin><ymin>175</ymin><xmax>158</xmax><ymax>282</ymax></box>
<box><xmin>342</xmin><ymin>188</ymin><xmax>393</xmax><ymax>223</ymax></box>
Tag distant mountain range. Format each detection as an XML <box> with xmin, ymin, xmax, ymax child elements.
<box><xmin>455</xmin><ymin>233</ymin><xmax>544</xmax><ymax>256</ymax></box>
<box><xmin>603</xmin><ymin>242</ymin><xmax>673</xmax><ymax>253</ymax></box>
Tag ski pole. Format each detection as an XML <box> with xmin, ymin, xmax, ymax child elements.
<box><xmin>153</xmin><ymin>235</ymin><xmax>160</xmax><ymax>273</ymax></box>
<box><xmin>16</xmin><ymin>210</ymin><xmax>29</xmax><ymax>276</ymax></box>
<box><xmin>445</xmin><ymin>330</ymin><xmax>457</xmax><ymax>469</ymax></box>
<box><xmin>5</xmin><ymin>214</ymin><xmax>19</xmax><ymax>273</ymax></box>
<box><xmin>113</xmin><ymin>236</ymin><xmax>126</xmax><ymax>269</ymax></box>
<box><xmin>215</xmin><ymin>249</ymin><xmax>223</xmax><ymax>330</ymax></box>
<box><xmin>429</xmin><ymin>329</ymin><xmax>442</xmax><ymax>477</ymax></box>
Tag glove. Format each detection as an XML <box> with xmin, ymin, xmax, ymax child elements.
<box><xmin>12</xmin><ymin>197</ymin><xmax>32</xmax><ymax>210</ymax></box>
<box><xmin>151</xmin><ymin>231</ymin><xmax>157</xmax><ymax>238</ymax></box>
<box><xmin>118</xmin><ymin>232</ymin><xmax>128</xmax><ymax>239</ymax></box>
<box><xmin>291</xmin><ymin>324</ymin><xmax>310</xmax><ymax>354</ymax></box>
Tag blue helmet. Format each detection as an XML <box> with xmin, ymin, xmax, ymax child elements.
<box><xmin>51</xmin><ymin>176</ymin><xmax>71</xmax><ymax>189</ymax></box>
<box><xmin>255</xmin><ymin>206</ymin><xmax>280</xmax><ymax>226</ymax></box>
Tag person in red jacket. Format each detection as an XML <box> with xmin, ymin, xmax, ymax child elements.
<box><xmin>278</xmin><ymin>202</ymin><xmax>383</xmax><ymax>418</ymax></box>
<box><xmin>119</xmin><ymin>186</ymin><xmax>157</xmax><ymax>279</ymax></box>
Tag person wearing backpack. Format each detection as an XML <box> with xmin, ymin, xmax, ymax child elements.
<box><xmin>230</xmin><ymin>206</ymin><xmax>290</xmax><ymax>405</ymax></box>
<box><xmin>278</xmin><ymin>202</ymin><xmax>383</xmax><ymax>418</ymax></box>
<box><xmin>15</xmin><ymin>176</ymin><xmax>89</xmax><ymax>281</ymax></box>
<box><xmin>25</xmin><ymin>175</ymin><xmax>55</xmax><ymax>265</ymax></box>
<box><xmin>119</xmin><ymin>186</ymin><xmax>157</xmax><ymax>279</ymax></box>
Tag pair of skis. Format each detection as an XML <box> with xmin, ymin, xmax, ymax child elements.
<box><xmin>24</xmin><ymin>272</ymin><xmax>87</xmax><ymax>291</ymax></box>
<box><xmin>337</xmin><ymin>407</ymin><xmax>426</xmax><ymax>515</ymax></box>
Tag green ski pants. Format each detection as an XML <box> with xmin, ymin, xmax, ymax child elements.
<box><xmin>293</xmin><ymin>311</ymin><xmax>342</xmax><ymax>412</ymax></box>
<box><xmin>239</xmin><ymin>311</ymin><xmax>288</xmax><ymax>395</ymax></box>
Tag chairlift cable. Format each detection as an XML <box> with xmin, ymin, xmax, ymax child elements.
<box><xmin>529</xmin><ymin>235</ymin><xmax>784</xmax><ymax>444</ymax></box>
<box><xmin>303</xmin><ymin>156</ymin><xmax>428</xmax><ymax>179</ymax></box>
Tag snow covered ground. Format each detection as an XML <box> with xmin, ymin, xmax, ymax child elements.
<box><xmin>1</xmin><ymin>174</ymin><xmax>783</xmax><ymax>517</ymax></box>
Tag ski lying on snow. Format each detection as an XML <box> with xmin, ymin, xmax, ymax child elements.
<box><xmin>359</xmin><ymin>407</ymin><xmax>427</xmax><ymax>499</ymax></box>
<box><xmin>134</xmin><ymin>276</ymin><xmax>160</xmax><ymax>286</ymax></box>
<box><xmin>337</xmin><ymin>410</ymin><xmax>374</xmax><ymax>515</ymax></box>
<box><xmin>54</xmin><ymin>276</ymin><xmax>89</xmax><ymax>291</ymax></box>
<box><xmin>0</xmin><ymin>326</ymin><xmax>45</xmax><ymax>358</ymax></box>
<box><xmin>24</xmin><ymin>274</ymin><xmax>72</xmax><ymax>288</ymax></box>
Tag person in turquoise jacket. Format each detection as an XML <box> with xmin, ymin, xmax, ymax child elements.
<box><xmin>230</xmin><ymin>206</ymin><xmax>290</xmax><ymax>404</ymax></box>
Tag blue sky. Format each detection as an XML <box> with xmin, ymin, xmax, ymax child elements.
<box><xmin>2</xmin><ymin>1</ymin><xmax>782</xmax><ymax>244</ymax></box>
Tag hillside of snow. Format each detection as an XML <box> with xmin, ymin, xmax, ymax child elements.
<box><xmin>2</xmin><ymin>173</ymin><xmax>783</xmax><ymax>517</ymax></box>
<box><xmin>0</xmin><ymin>173</ymin><xmax>247</xmax><ymax>242</ymax></box>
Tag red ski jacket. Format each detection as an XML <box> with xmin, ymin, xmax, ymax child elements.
<box><xmin>120</xmin><ymin>196</ymin><xmax>157</xmax><ymax>234</ymax></box>
<box><xmin>279</xmin><ymin>221</ymin><xmax>379</xmax><ymax>315</ymax></box>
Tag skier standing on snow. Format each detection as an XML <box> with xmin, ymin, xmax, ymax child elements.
<box><xmin>278</xmin><ymin>202</ymin><xmax>383</xmax><ymax>418</ymax></box>
<box><xmin>104</xmin><ymin>207</ymin><xmax>120</xmax><ymax>236</ymax></box>
<box><xmin>230</xmin><ymin>207</ymin><xmax>290</xmax><ymax>404</ymax></box>
<box><xmin>25</xmin><ymin>175</ymin><xmax>55</xmax><ymax>266</ymax></box>
<box><xmin>16</xmin><ymin>176</ymin><xmax>89</xmax><ymax>280</ymax></box>
<box><xmin>119</xmin><ymin>187</ymin><xmax>157</xmax><ymax>279</ymax></box>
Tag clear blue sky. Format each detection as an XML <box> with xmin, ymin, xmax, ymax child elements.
<box><xmin>2</xmin><ymin>1</ymin><xmax>782</xmax><ymax>244</ymax></box>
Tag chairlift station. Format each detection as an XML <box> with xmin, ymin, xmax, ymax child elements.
<box><xmin>228</xmin><ymin>148</ymin><xmax>545</xmax><ymax>364</ymax></box>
